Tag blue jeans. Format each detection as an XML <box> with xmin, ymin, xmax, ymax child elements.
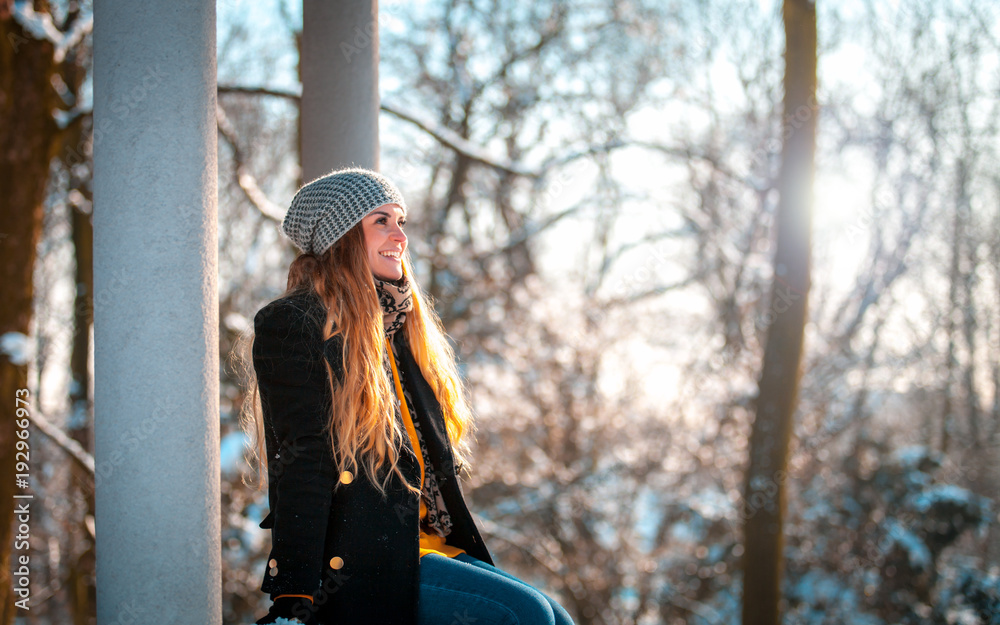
<box><xmin>418</xmin><ymin>553</ymin><xmax>576</xmax><ymax>625</ymax></box>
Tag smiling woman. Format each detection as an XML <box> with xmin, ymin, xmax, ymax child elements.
<box><xmin>238</xmin><ymin>167</ymin><xmax>576</xmax><ymax>625</ymax></box>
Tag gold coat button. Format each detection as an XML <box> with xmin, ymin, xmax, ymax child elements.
<box><xmin>268</xmin><ymin>559</ymin><xmax>277</xmax><ymax>568</ymax></box>
<box><xmin>329</xmin><ymin>556</ymin><xmax>344</xmax><ymax>569</ymax></box>
<box><xmin>339</xmin><ymin>470</ymin><xmax>354</xmax><ymax>484</ymax></box>
<box><xmin>269</xmin><ymin>567</ymin><xmax>278</xmax><ymax>576</ymax></box>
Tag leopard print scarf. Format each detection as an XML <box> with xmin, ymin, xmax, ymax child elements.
<box><xmin>374</xmin><ymin>273</ymin><xmax>457</xmax><ymax>538</ymax></box>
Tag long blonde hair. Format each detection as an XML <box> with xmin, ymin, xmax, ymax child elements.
<box><xmin>233</xmin><ymin>223</ymin><xmax>476</xmax><ymax>497</ymax></box>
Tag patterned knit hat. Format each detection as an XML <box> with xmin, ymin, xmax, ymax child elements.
<box><xmin>282</xmin><ymin>167</ymin><xmax>407</xmax><ymax>256</ymax></box>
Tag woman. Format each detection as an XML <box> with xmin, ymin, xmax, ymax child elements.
<box><xmin>239</xmin><ymin>168</ymin><xmax>576</xmax><ymax>625</ymax></box>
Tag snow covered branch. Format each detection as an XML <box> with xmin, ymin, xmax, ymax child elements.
<box><xmin>11</xmin><ymin>1</ymin><xmax>63</xmax><ymax>47</ymax></box>
<box><xmin>11</xmin><ymin>1</ymin><xmax>92</xmax><ymax>63</ymax></box>
<box><xmin>217</xmin><ymin>84</ymin><xmax>541</xmax><ymax>178</ymax></box>
<box><xmin>380</xmin><ymin>100</ymin><xmax>539</xmax><ymax>178</ymax></box>
<box><xmin>216</xmin><ymin>103</ymin><xmax>285</xmax><ymax>222</ymax></box>
<box><xmin>218</xmin><ymin>84</ymin><xmax>301</xmax><ymax>102</ymax></box>
<box><xmin>31</xmin><ymin>410</ymin><xmax>95</xmax><ymax>476</ymax></box>
<box><xmin>55</xmin><ymin>12</ymin><xmax>93</xmax><ymax>63</ymax></box>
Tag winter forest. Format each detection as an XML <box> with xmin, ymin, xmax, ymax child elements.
<box><xmin>0</xmin><ymin>0</ymin><xmax>998</xmax><ymax>624</ymax></box>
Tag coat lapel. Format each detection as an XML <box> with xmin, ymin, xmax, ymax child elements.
<box><xmin>392</xmin><ymin>332</ymin><xmax>495</xmax><ymax>566</ymax></box>
<box><xmin>392</xmin><ymin>333</ymin><xmax>457</xmax><ymax>476</ymax></box>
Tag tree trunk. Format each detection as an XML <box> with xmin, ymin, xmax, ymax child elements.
<box><xmin>993</xmin><ymin>180</ymin><xmax>1000</xmax><ymax>444</ymax></box>
<box><xmin>941</xmin><ymin>162</ymin><xmax>962</xmax><ymax>454</ymax></box>
<box><xmin>740</xmin><ymin>1</ymin><xmax>815</xmax><ymax>624</ymax></box>
<box><xmin>956</xmin><ymin>157</ymin><xmax>981</xmax><ymax>449</ymax></box>
<box><xmin>0</xmin><ymin>6</ymin><xmax>63</xmax><ymax>622</ymax></box>
<box><xmin>68</xmin><ymin>158</ymin><xmax>96</xmax><ymax>625</ymax></box>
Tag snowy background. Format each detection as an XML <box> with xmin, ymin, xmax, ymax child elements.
<box><xmin>8</xmin><ymin>0</ymin><xmax>999</xmax><ymax>623</ymax></box>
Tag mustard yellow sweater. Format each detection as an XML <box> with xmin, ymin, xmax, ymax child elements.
<box><xmin>388</xmin><ymin>344</ymin><xmax>467</xmax><ymax>559</ymax></box>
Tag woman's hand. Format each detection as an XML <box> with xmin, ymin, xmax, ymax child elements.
<box><xmin>255</xmin><ymin>596</ymin><xmax>322</xmax><ymax>625</ymax></box>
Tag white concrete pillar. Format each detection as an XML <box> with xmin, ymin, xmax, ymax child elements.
<box><xmin>92</xmin><ymin>1</ymin><xmax>220</xmax><ymax>623</ymax></box>
<box><xmin>301</xmin><ymin>0</ymin><xmax>380</xmax><ymax>178</ymax></box>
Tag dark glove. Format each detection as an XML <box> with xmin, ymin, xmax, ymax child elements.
<box><xmin>255</xmin><ymin>596</ymin><xmax>322</xmax><ymax>625</ymax></box>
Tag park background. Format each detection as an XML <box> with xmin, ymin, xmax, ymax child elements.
<box><xmin>0</xmin><ymin>0</ymin><xmax>998</xmax><ymax>623</ymax></box>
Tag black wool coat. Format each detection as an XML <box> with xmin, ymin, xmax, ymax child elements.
<box><xmin>252</xmin><ymin>291</ymin><xmax>494</xmax><ymax>624</ymax></box>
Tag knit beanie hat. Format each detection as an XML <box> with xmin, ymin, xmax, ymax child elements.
<box><xmin>282</xmin><ymin>167</ymin><xmax>407</xmax><ymax>256</ymax></box>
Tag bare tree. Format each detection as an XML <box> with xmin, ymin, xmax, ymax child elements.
<box><xmin>0</xmin><ymin>2</ymin><xmax>92</xmax><ymax>621</ymax></box>
<box><xmin>741</xmin><ymin>1</ymin><xmax>816</xmax><ymax>624</ymax></box>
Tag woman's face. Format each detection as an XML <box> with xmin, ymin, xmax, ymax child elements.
<box><xmin>361</xmin><ymin>203</ymin><xmax>407</xmax><ymax>281</ymax></box>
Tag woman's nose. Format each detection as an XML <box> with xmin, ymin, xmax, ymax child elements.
<box><xmin>391</xmin><ymin>224</ymin><xmax>406</xmax><ymax>244</ymax></box>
